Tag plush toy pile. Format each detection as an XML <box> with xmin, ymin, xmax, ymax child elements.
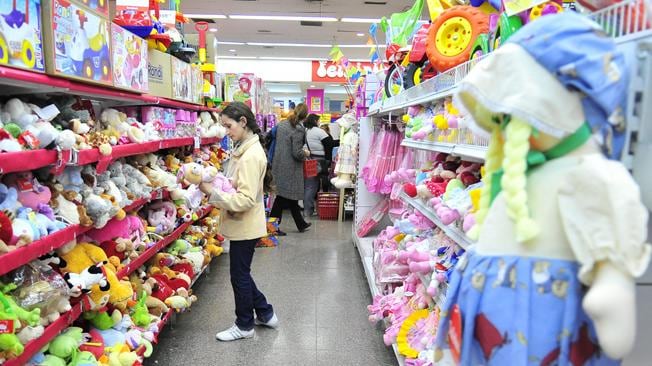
<box><xmin>0</xmin><ymin>97</ymin><xmax>226</xmax><ymax>154</ymax></box>
<box><xmin>0</xmin><ymin>142</ymin><xmax>229</xmax><ymax>364</ymax></box>
<box><xmin>368</xmin><ymin>213</ymin><xmax>465</xmax><ymax>365</ymax></box>
<box><xmin>402</xmin><ymin>98</ymin><xmax>487</xmax><ymax>147</ymax></box>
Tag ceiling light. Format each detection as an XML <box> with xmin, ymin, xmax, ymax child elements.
<box><xmin>184</xmin><ymin>13</ymin><xmax>227</xmax><ymax>19</ymax></box>
<box><xmin>329</xmin><ymin>84</ymin><xmax>341</xmax><ymax>86</ymax></box>
<box><xmin>217</xmin><ymin>41</ymin><xmax>246</xmax><ymax>45</ymax></box>
<box><xmin>340</xmin><ymin>44</ymin><xmax>377</xmax><ymax>48</ymax></box>
<box><xmin>229</xmin><ymin>15</ymin><xmax>338</xmax><ymax>22</ymax></box>
<box><xmin>247</xmin><ymin>42</ymin><xmax>331</xmax><ymax>47</ymax></box>
<box><xmin>228</xmin><ymin>49</ymin><xmax>237</xmax><ymax>52</ymax></box>
<box><xmin>310</xmin><ymin>85</ymin><xmax>316</xmax><ymax>88</ymax></box>
<box><xmin>209</xmin><ymin>28</ymin><xmax>218</xmax><ymax>32</ymax></box>
<box><xmin>356</xmin><ymin>33</ymin><xmax>365</xmax><ymax>37</ymax></box>
<box><xmin>341</xmin><ymin>17</ymin><xmax>381</xmax><ymax>23</ymax></box>
<box><xmin>217</xmin><ymin>56</ymin><xmax>258</xmax><ymax>59</ymax></box>
<box><xmin>259</xmin><ymin>57</ymin><xmax>328</xmax><ymax>61</ymax></box>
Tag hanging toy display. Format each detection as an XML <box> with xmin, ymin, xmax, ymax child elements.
<box><xmin>331</xmin><ymin>112</ymin><xmax>359</xmax><ymax>189</ymax></box>
<box><xmin>434</xmin><ymin>12</ymin><xmax>650</xmax><ymax>365</ymax></box>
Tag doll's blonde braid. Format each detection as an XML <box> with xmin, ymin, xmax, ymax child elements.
<box><xmin>501</xmin><ymin>117</ymin><xmax>539</xmax><ymax>243</ymax></box>
<box><xmin>467</xmin><ymin>127</ymin><xmax>503</xmax><ymax>241</ymax></box>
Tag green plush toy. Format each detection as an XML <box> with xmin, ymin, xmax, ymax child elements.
<box><xmin>132</xmin><ymin>291</ymin><xmax>151</xmax><ymax>327</ymax></box>
<box><xmin>83</xmin><ymin>310</ymin><xmax>118</xmax><ymax>331</ymax></box>
<box><xmin>0</xmin><ymin>290</ymin><xmax>42</xmax><ymax>356</ymax></box>
<box><xmin>41</xmin><ymin>354</ymin><xmax>67</xmax><ymax>366</ymax></box>
<box><xmin>48</xmin><ymin>327</ymin><xmax>83</xmax><ymax>360</ymax></box>
<box><xmin>68</xmin><ymin>350</ymin><xmax>100</xmax><ymax>366</ymax></box>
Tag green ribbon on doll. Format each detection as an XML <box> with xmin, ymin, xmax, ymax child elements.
<box><xmin>490</xmin><ymin>119</ymin><xmax>593</xmax><ymax>204</ymax></box>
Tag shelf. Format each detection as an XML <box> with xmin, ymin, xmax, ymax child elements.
<box><xmin>1</xmin><ymin>137</ymin><xmax>221</xmax><ymax>174</ymax></box>
<box><xmin>352</xmin><ymin>230</ymin><xmax>405</xmax><ymax>366</ymax></box>
<box><xmin>4</xmin><ymin>302</ymin><xmax>83</xmax><ymax>366</ymax></box>
<box><xmin>0</xmin><ymin>189</ymin><xmax>163</xmax><ymax>276</ymax></box>
<box><xmin>116</xmin><ymin>205</ymin><xmax>213</xmax><ymax>278</ymax></box>
<box><xmin>401</xmin><ymin>139</ymin><xmax>487</xmax><ymax>162</ymax></box>
<box><xmin>400</xmin><ymin>192</ymin><xmax>473</xmax><ymax>250</ymax></box>
<box><xmin>0</xmin><ymin>66</ymin><xmax>217</xmax><ymax>112</ymax></box>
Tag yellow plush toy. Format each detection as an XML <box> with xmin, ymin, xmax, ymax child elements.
<box><xmin>56</xmin><ymin>241</ymin><xmax>133</xmax><ymax>311</ymax></box>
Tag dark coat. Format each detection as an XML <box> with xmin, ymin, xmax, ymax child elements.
<box><xmin>271</xmin><ymin>120</ymin><xmax>306</xmax><ymax>200</ymax></box>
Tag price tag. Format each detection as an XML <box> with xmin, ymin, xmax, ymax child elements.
<box><xmin>194</xmin><ymin>135</ymin><xmax>201</xmax><ymax>149</ymax></box>
<box><xmin>31</xmin><ymin>104</ymin><xmax>60</xmax><ymax>121</ymax></box>
<box><xmin>0</xmin><ymin>320</ymin><xmax>15</xmax><ymax>334</ymax></box>
<box><xmin>448</xmin><ymin>304</ymin><xmax>462</xmax><ymax>364</ymax></box>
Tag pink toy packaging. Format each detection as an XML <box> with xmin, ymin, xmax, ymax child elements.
<box><xmin>0</xmin><ymin>0</ymin><xmax>45</xmax><ymax>72</ymax></box>
<box><xmin>111</xmin><ymin>24</ymin><xmax>148</xmax><ymax>92</ymax></box>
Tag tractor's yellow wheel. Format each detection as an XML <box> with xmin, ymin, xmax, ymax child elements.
<box><xmin>0</xmin><ymin>35</ymin><xmax>9</xmax><ymax>64</ymax></box>
<box><xmin>529</xmin><ymin>2</ymin><xmax>563</xmax><ymax>22</ymax></box>
<box><xmin>21</xmin><ymin>40</ymin><xmax>36</xmax><ymax>69</ymax></box>
<box><xmin>426</xmin><ymin>6</ymin><xmax>489</xmax><ymax>72</ymax></box>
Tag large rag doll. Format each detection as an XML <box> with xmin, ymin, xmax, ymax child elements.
<box><xmin>434</xmin><ymin>13</ymin><xmax>651</xmax><ymax>365</ymax></box>
<box><xmin>331</xmin><ymin>112</ymin><xmax>359</xmax><ymax>189</ymax></box>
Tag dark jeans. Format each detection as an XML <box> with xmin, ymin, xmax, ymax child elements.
<box><xmin>270</xmin><ymin>195</ymin><xmax>309</xmax><ymax>230</ymax></box>
<box><xmin>230</xmin><ymin>239</ymin><xmax>274</xmax><ymax>331</ymax></box>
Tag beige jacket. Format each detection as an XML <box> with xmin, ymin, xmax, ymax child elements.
<box><xmin>209</xmin><ymin>134</ymin><xmax>267</xmax><ymax>241</ymax></box>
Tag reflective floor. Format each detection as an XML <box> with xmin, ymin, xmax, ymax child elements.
<box><xmin>147</xmin><ymin>219</ymin><xmax>397</xmax><ymax>366</ymax></box>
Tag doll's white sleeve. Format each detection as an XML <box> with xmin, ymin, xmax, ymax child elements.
<box><xmin>558</xmin><ymin>154</ymin><xmax>651</xmax><ymax>286</ymax></box>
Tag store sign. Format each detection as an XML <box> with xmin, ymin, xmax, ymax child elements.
<box><xmin>311</xmin><ymin>61</ymin><xmax>386</xmax><ymax>82</ymax></box>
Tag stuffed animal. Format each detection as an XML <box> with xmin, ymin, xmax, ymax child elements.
<box><xmin>122</xmin><ymin>163</ymin><xmax>152</xmax><ymax>199</ymax></box>
<box><xmin>146</xmin><ymin>201</ymin><xmax>177</xmax><ymax>235</ymax></box>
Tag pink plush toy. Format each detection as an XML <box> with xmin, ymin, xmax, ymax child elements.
<box><xmin>3</xmin><ymin>172</ymin><xmax>51</xmax><ymax>211</ymax></box>
<box><xmin>431</xmin><ymin>197</ymin><xmax>461</xmax><ymax>225</ymax></box>
<box><xmin>202</xmin><ymin>166</ymin><xmax>235</xmax><ymax>194</ymax></box>
<box><xmin>147</xmin><ymin>201</ymin><xmax>177</xmax><ymax>235</ymax></box>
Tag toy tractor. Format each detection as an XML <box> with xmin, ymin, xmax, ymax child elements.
<box><xmin>72</xmin><ymin>10</ymin><xmax>110</xmax><ymax>80</ymax></box>
<box><xmin>403</xmin><ymin>23</ymin><xmax>438</xmax><ymax>89</ymax></box>
<box><xmin>0</xmin><ymin>0</ymin><xmax>37</xmax><ymax>69</ymax></box>
<box><xmin>468</xmin><ymin>0</ymin><xmax>565</xmax><ymax>61</ymax></box>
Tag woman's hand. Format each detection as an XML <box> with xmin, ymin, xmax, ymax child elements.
<box><xmin>199</xmin><ymin>182</ymin><xmax>214</xmax><ymax>195</ymax></box>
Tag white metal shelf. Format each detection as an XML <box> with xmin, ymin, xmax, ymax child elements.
<box><xmin>400</xmin><ymin>192</ymin><xmax>474</xmax><ymax>250</ymax></box>
<box><xmin>352</xmin><ymin>229</ymin><xmax>406</xmax><ymax>366</ymax></box>
<box><xmin>401</xmin><ymin>139</ymin><xmax>488</xmax><ymax>161</ymax></box>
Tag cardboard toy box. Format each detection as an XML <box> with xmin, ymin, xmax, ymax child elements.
<box><xmin>0</xmin><ymin>0</ymin><xmax>45</xmax><ymax>72</ymax></box>
<box><xmin>77</xmin><ymin>0</ymin><xmax>109</xmax><ymax>18</ymax></box>
<box><xmin>224</xmin><ymin>73</ymin><xmax>256</xmax><ymax>110</ymax></box>
<box><xmin>42</xmin><ymin>0</ymin><xmax>113</xmax><ymax>85</ymax></box>
<box><xmin>147</xmin><ymin>49</ymin><xmax>172</xmax><ymax>98</ymax></box>
<box><xmin>112</xmin><ymin>24</ymin><xmax>148</xmax><ymax>92</ymax></box>
<box><xmin>190</xmin><ymin>64</ymin><xmax>204</xmax><ymax>105</ymax></box>
<box><xmin>171</xmin><ymin>56</ymin><xmax>191</xmax><ymax>102</ymax></box>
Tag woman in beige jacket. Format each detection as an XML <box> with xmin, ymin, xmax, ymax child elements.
<box><xmin>200</xmin><ymin>102</ymin><xmax>277</xmax><ymax>341</ymax></box>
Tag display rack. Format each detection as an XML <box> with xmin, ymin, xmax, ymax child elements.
<box><xmin>401</xmin><ymin>139</ymin><xmax>487</xmax><ymax>162</ymax></box>
<box><xmin>0</xmin><ymin>66</ymin><xmax>218</xmax><ymax>112</ymax></box>
<box><xmin>3</xmin><ymin>204</ymin><xmax>214</xmax><ymax>366</ymax></box>
<box><xmin>0</xmin><ymin>137</ymin><xmax>220</xmax><ymax>174</ymax></box>
<box><xmin>399</xmin><ymin>193</ymin><xmax>473</xmax><ymax>250</ymax></box>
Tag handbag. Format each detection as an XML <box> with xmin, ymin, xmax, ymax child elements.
<box><xmin>303</xmin><ymin>133</ymin><xmax>318</xmax><ymax>178</ymax></box>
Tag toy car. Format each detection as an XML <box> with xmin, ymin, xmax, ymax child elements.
<box><xmin>0</xmin><ymin>0</ymin><xmax>38</xmax><ymax>69</ymax></box>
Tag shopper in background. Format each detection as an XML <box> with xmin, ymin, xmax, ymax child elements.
<box><xmin>270</xmin><ymin>103</ymin><xmax>312</xmax><ymax>234</ymax></box>
<box><xmin>303</xmin><ymin>114</ymin><xmax>335</xmax><ymax>217</ymax></box>
<box><xmin>319</xmin><ymin>122</ymin><xmax>339</xmax><ymax>191</ymax></box>
<box><xmin>199</xmin><ymin>102</ymin><xmax>278</xmax><ymax>342</ymax></box>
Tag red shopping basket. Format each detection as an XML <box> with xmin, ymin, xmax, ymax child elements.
<box><xmin>317</xmin><ymin>192</ymin><xmax>340</xmax><ymax>220</ymax></box>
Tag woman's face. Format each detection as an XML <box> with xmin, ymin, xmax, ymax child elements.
<box><xmin>221</xmin><ymin>115</ymin><xmax>248</xmax><ymax>142</ymax></box>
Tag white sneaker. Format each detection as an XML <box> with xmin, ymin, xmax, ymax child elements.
<box><xmin>254</xmin><ymin>313</ymin><xmax>279</xmax><ymax>329</ymax></box>
<box><xmin>215</xmin><ymin>324</ymin><xmax>254</xmax><ymax>341</ymax></box>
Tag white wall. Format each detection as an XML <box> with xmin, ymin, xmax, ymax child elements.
<box><xmin>218</xmin><ymin>59</ymin><xmax>313</xmax><ymax>82</ymax></box>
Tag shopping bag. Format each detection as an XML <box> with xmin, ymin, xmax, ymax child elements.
<box><xmin>303</xmin><ymin>159</ymin><xmax>318</xmax><ymax>178</ymax></box>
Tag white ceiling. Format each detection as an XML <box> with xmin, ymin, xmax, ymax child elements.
<box><xmin>180</xmin><ymin>0</ymin><xmax>425</xmax><ymax>59</ymax></box>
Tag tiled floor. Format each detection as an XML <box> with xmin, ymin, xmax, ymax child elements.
<box><xmin>146</xmin><ymin>219</ymin><xmax>397</xmax><ymax>366</ymax></box>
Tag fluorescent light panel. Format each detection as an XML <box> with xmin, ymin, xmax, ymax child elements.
<box><xmin>341</xmin><ymin>17</ymin><xmax>381</xmax><ymax>23</ymax></box>
<box><xmin>229</xmin><ymin>15</ymin><xmax>338</xmax><ymax>22</ymax></box>
<box><xmin>247</xmin><ymin>42</ymin><xmax>331</xmax><ymax>47</ymax></box>
<box><xmin>184</xmin><ymin>13</ymin><xmax>227</xmax><ymax>19</ymax></box>
<box><xmin>259</xmin><ymin>57</ymin><xmax>328</xmax><ymax>61</ymax></box>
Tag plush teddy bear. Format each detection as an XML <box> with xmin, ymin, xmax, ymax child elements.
<box><xmin>122</xmin><ymin>163</ymin><xmax>153</xmax><ymax>199</ymax></box>
<box><xmin>107</xmin><ymin>161</ymin><xmax>132</xmax><ymax>205</ymax></box>
<box><xmin>202</xmin><ymin>166</ymin><xmax>236</xmax><ymax>194</ymax></box>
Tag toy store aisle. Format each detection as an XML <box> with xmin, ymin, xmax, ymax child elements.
<box><xmin>146</xmin><ymin>219</ymin><xmax>397</xmax><ymax>366</ymax></box>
